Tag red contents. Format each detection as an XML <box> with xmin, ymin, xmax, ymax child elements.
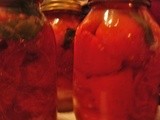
<box><xmin>74</xmin><ymin>69</ymin><xmax>134</xmax><ymax>120</ymax></box>
<box><xmin>74</xmin><ymin>6</ymin><xmax>160</xmax><ymax>120</ymax></box>
<box><xmin>0</xmin><ymin>16</ymin><xmax>56</xmax><ymax>120</ymax></box>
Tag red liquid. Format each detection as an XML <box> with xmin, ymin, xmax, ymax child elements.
<box><xmin>0</xmin><ymin>9</ymin><xmax>57</xmax><ymax>119</ymax></box>
<box><xmin>74</xmin><ymin>5</ymin><xmax>160</xmax><ymax>120</ymax></box>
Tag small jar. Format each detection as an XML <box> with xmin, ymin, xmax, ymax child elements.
<box><xmin>74</xmin><ymin>0</ymin><xmax>160</xmax><ymax>120</ymax></box>
<box><xmin>0</xmin><ymin>0</ymin><xmax>57</xmax><ymax>119</ymax></box>
<box><xmin>41</xmin><ymin>0</ymin><xmax>82</xmax><ymax>112</ymax></box>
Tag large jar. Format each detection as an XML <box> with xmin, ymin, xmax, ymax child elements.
<box><xmin>73</xmin><ymin>0</ymin><xmax>160</xmax><ymax>120</ymax></box>
<box><xmin>0</xmin><ymin>0</ymin><xmax>57</xmax><ymax>119</ymax></box>
<box><xmin>41</xmin><ymin>0</ymin><xmax>82</xmax><ymax>112</ymax></box>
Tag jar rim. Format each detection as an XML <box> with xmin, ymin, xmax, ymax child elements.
<box><xmin>41</xmin><ymin>0</ymin><xmax>82</xmax><ymax>12</ymax></box>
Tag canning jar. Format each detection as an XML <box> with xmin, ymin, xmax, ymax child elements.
<box><xmin>41</xmin><ymin>0</ymin><xmax>82</xmax><ymax>112</ymax></box>
<box><xmin>73</xmin><ymin>0</ymin><xmax>160</xmax><ymax>120</ymax></box>
<box><xmin>0</xmin><ymin>0</ymin><xmax>57</xmax><ymax>119</ymax></box>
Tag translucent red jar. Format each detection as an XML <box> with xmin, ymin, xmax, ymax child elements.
<box><xmin>74</xmin><ymin>0</ymin><xmax>160</xmax><ymax>120</ymax></box>
<box><xmin>0</xmin><ymin>0</ymin><xmax>57</xmax><ymax>119</ymax></box>
<box><xmin>41</xmin><ymin>0</ymin><xmax>82</xmax><ymax>111</ymax></box>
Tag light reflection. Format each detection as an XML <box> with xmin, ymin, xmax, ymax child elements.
<box><xmin>104</xmin><ymin>10</ymin><xmax>119</xmax><ymax>27</ymax></box>
<box><xmin>127</xmin><ymin>33</ymin><xmax>131</xmax><ymax>38</ymax></box>
<box><xmin>129</xmin><ymin>3</ymin><xmax>133</xmax><ymax>8</ymax></box>
<box><xmin>114</xmin><ymin>19</ymin><xmax>119</xmax><ymax>27</ymax></box>
<box><xmin>52</xmin><ymin>18</ymin><xmax>59</xmax><ymax>25</ymax></box>
<box><xmin>108</xmin><ymin>19</ymin><xmax>112</xmax><ymax>26</ymax></box>
<box><xmin>104</xmin><ymin>10</ymin><xmax>109</xmax><ymax>22</ymax></box>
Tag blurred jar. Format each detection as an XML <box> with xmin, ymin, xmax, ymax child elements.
<box><xmin>150</xmin><ymin>0</ymin><xmax>160</xmax><ymax>25</ymax></box>
<box><xmin>74</xmin><ymin>0</ymin><xmax>160</xmax><ymax>120</ymax></box>
<box><xmin>0</xmin><ymin>0</ymin><xmax>57</xmax><ymax>119</ymax></box>
<box><xmin>41</xmin><ymin>0</ymin><xmax>82</xmax><ymax>112</ymax></box>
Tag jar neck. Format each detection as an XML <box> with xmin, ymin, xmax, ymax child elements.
<box><xmin>43</xmin><ymin>9</ymin><xmax>81</xmax><ymax>16</ymax></box>
<box><xmin>89</xmin><ymin>0</ymin><xmax>150</xmax><ymax>9</ymax></box>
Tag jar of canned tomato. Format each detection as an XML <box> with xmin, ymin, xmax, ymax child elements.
<box><xmin>73</xmin><ymin>0</ymin><xmax>160</xmax><ymax>120</ymax></box>
<box><xmin>41</xmin><ymin>0</ymin><xmax>82</xmax><ymax>112</ymax></box>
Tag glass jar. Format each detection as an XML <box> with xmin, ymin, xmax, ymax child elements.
<box><xmin>0</xmin><ymin>0</ymin><xmax>57</xmax><ymax>119</ymax></box>
<box><xmin>41</xmin><ymin>0</ymin><xmax>82</xmax><ymax>112</ymax></box>
<box><xmin>74</xmin><ymin>0</ymin><xmax>160</xmax><ymax>120</ymax></box>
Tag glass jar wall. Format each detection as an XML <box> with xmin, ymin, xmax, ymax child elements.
<box><xmin>41</xmin><ymin>0</ymin><xmax>82</xmax><ymax>112</ymax></box>
<box><xmin>0</xmin><ymin>0</ymin><xmax>57</xmax><ymax>119</ymax></box>
<box><xmin>73</xmin><ymin>0</ymin><xmax>160</xmax><ymax>120</ymax></box>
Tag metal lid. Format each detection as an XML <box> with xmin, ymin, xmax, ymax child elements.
<box><xmin>41</xmin><ymin>0</ymin><xmax>81</xmax><ymax>12</ymax></box>
<box><xmin>89</xmin><ymin>0</ymin><xmax>151</xmax><ymax>7</ymax></box>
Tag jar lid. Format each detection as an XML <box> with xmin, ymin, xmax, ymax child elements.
<box><xmin>89</xmin><ymin>0</ymin><xmax>150</xmax><ymax>7</ymax></box>
<box><xmin>41</xmin><ymin>0</ymin><xmax>81</xmax><ymax>12</ymax></box>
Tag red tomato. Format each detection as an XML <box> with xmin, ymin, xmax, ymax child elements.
<box><xmin>48</xmin><ymin>13</ymin><xmax>79</xmax><ymax>48</ymax></box>
<box><xmin>96</xmin><ymin>10</ymin><xmax>150</xmax><ymax>68</ymax></box>
<box><xmin>50</xmin><ymin>18</ymin><xmax>68</xmax><ymax>47</ymax></box>
<box><xmin>77</xmin><ymin>6</ymin><xmax>105</xmax><ymax>34</ymax></box>
<box><xmin>74</xmin><ymin>30</ymin><xmax>122</xmax><ymax>76</ymax></box>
